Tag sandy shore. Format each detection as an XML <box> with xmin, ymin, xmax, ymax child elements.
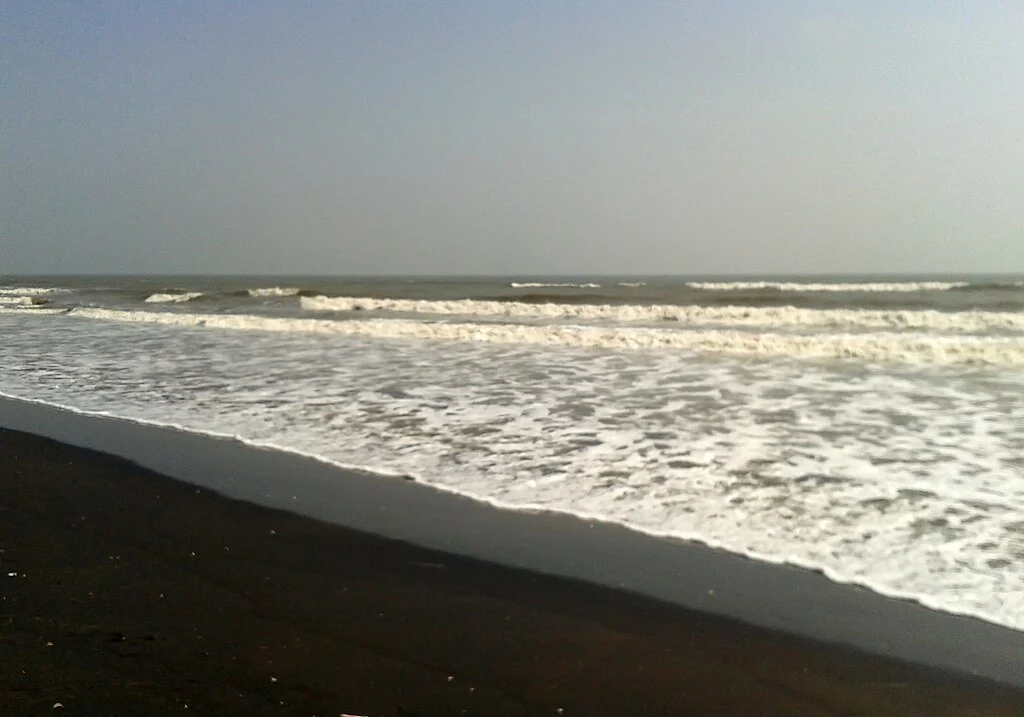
<box><xmin>2</xmin><ymin>424</ymin><xmax>1023</xmax><ymax>716</ymax></box>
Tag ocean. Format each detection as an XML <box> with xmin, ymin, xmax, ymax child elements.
<box><xmin>2</xmin><ymin>274</ymin><xmax>1023</xmax><ymax>633</ymax></box>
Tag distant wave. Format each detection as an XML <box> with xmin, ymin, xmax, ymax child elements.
<box><xmin>509</xmin><ymin>291</ymin><xmax>610</xmax><ymax>305</ymax></box>
<box><xmin>247</xmin><ymin>287</ymin><xmax>302</xmax><ymax>298</ymax></box>
<box><xmin>64</xmin><ymin>307</ymin><xmax>1024</xmax><ymax>366</ymax></box>
<box><xmin>618</xmin><ymin>282</ymin><xmax>647</xmax><ymax>287</ymax></box>
<box><xmin>949</xmin><ymin>281</ymin><xmax>1024</xmax><ymax>292</ymax></box>
<box><xmin>299</xmin><ymin>295</ymin><xmax>1024</xmax><ymax>334</ymax></box>
<box><xmin>144</xmin><ymin>292</ymin><xmax>204</xmax><ymax>304</ymax></box>
<box><xmin>685</xmin><ymin>281</ymin><xmax>970</xmax><ymax>292</ymax></box>
<box><xmin>0</xmin><ymin>287</ymin><xmax>69</xmax><ymax>296</ymax></box>
<box><xmin>510</xmin><ymin>282</ymin><xmax>602</xmax><ymax>289</ymax></box>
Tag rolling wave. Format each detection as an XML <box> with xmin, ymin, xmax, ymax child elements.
<box><xmin>685</xmin><ymin>281</ymin><xmax>970</xmax><ymax>292</ymax></box>
<box><xmin>247</xmin><ymin>287</ymin><xmax>302</xmax><ymax>297</ymax></box>
<box><xmin>949</xmin><ymin>281</ymin><xmax>1024</xmax><ymax>292</ymax></box>
<box><xmin>505</xmin><ymin>291</ymin><xmax>612</xmax><ymax>305</ymax></box>
<box><xmin>0</xmin><ymin>286</ymin><xmax>69</xmax><ymax>296</ymax></box>
<box><xmin>144</xmin><ymin>292</ymin><xmax>204</xmax><ymax>304</ymax></box>
<box><xmin>510</xmin><ymin>282</ymin><xmax>602</xmax><ymax>288</ymax></box>
<box><xmin>65</xmin><ymin>307</ymin><xmax>1024</xmax><ymax>365</ymax></box>
<box><xmin>299</xmin><ymin>295</ymin><xmax>1024</xmax><ymax>334</ymax></box>
<box><xmin>0</xmin><ymin>296</ymin><xmax>38</xmax><ymax>307</ymax></box>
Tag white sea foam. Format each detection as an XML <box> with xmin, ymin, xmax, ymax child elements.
<box><xmin>0</xmin><ymin>306</ymin><xmax>64</xmax><ymax>315</ymax></box>
<box><xmin>685</xmin><ymin>281</ymin><xmax>970</xmax><ymax>292</ymax></box>
<box><xmin>65</xmin><ymin>306</ymin><xmax>1024</xmax><ymax>365</ymax></box>
<box><xmin>510</xmin><ymin>282</ymin><xmax>601</xmax><ymax>288</ymax></box>
<box><xmin>299</xmin><ymin>295</ymin><xmax>1024</xmax><ymax>334</ymax></box>
<box><xmin>0</xmin><ymin>296</ymin><xmax>37</xmax><ymax>307</ymax></box>
<box><xmin>248</xmin><ymin>287</ymin><xmax>301</xmax><ymax>297</ymax></box>
<box><xmin>2</xmin><ymin>313</ymin><xmax>1021</xmax><ymax>632</ymax></box>
<box><xmin>144</xmin><ymin>292</ymin><xmax>204</xmax><ymax>303</ymax></box>
<box><xmin>0</xmin><ymin>287</ymin><xmax>69</xmax><ymax>296</ymax></box>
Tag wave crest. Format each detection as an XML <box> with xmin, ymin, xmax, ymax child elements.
<box><xmin>247</xmin><ymin>287</ymin><xmax>301</xmax><ymax>297</ymax></box>
<box><xmin>510</xmin><ymin>282</ymin><xmax>602</xmax><ymax>288</ymax></box>
<box><xmin>144</xmin><ymin>292</ymin><xmax>204</xmax><ymax>304</ymax></box>
<box><xmin>65</xmin><ymin>307</ymin><xmax>1024</xmax><ymax>366</ymax></box>
<box><xmin>685</xmin><ymin>281</ymin><xmax>971</xmax><ymax>292</ymax></box>
<box><xmin>0</xmin><ymin>287</ymin><xmax>69</xmax><ymax>296</ymax></box>
<box><xmin>299</xmin><ymin>295</ymin><xmax>1024</xmax><ymax>334</ymax></box>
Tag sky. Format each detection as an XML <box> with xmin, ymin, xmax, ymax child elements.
<box><xmin>2</xmin><ymin>1</ymin><xmax>1022</xmax><ymax>276</ymax></box>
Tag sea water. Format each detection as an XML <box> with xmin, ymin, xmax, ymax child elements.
<box><xmin>1</xmin><ymin>275</ymin><xmax>1022</xmax><ymax>631</ymax></box>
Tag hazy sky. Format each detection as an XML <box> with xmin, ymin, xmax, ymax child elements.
<box><xmin>3</xmin><ymin>2</ymin><xmax>1022</xmax><ymax>275</ymax></box>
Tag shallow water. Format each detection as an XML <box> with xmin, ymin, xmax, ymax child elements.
<box><xmin>2</xmin><ymin>276</ymin><xmax>1022</xmax><ymax>632</ymax></box>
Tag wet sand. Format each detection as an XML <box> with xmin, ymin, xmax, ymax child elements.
<box><xmin>2</xmin><ymin>426</ymin><xmax>1023</xmax><ymax>716</ymax></box>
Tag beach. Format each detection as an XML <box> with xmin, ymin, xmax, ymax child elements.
<box><xmin>3</xmin><ymin>423</ymin><xmax>1024</xmax><ymax>716</ymax></box>
<box><xmin>7</xmin><ymin>0</ymin><xmax>1024</xmax><ymax>709</ymax></box>
<box><xmin>3</xmin><ymin>275</ymin><xmax>1024</xmax><ymax>714</ymax></box>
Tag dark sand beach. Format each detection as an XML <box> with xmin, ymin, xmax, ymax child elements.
<box><xmin>2</xmin><ymin>425</ymin><xmax>1024</xmax><ymax>716</ymax></box>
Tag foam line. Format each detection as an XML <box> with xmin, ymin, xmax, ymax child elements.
<box><xmin>510</xmin><ymin>282</ymin><xmax>602</xmax><ymax>288</ymax></box>
<box><xmin>299</xmin><ymin>295</ymin><xmax>1024</xmax><ymax>334</ymax></box>
<box><xmin>0</xmin><ymin>287</ymin><xmax>69</xmax><ymax>296</ymax></box>
<box><xmin>66</xmin><ymin>306</ymin><xmax>1024</xmax><ymax>365</ymax></box>
<box><xmin>6</xmin><ymin>389</ymin><xmax>1024</xmax><ymax>667</ymax></box>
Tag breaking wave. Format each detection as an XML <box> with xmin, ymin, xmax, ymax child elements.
<box><xmin>685</xmin><ymin>281</ymin><xmax>971</xmax><ymax>292</ymax></box>
<box><xmin>65</xmin><ymin>307</ymin><xmax>1024</xmax><ymax>366</ymax></box>
<box><xmin>144</xmin><ymin>292</ymin><xmax>204</xmax><ymax>304</ymax></box>
<box><xmin>299</xmin><ymin>295</ymin><xmax>1024</xmax><ymax>335</ymax></box>
<box><xmin>510</xmin><ymin>282</ymin><xmax>602</xmax><ymax>288</ymax></box>
<box><xmin>0</xmin><ymin>296</ymin><xmax>38</xmax><ymax>307</ymax></box>
<box><xmin>0</xmin><ymin>287</ymin><xmax>69</xmax><ymax>296</ymax></box>
<box><xmin>247</xmin><ymin>287</ymin><xmax>302</xmax><ymax>298</ymax></box>
<box><xmin>949</xmin><ymin>281</ymin><xmax>1024</xmax><ymax>292</ymax></box>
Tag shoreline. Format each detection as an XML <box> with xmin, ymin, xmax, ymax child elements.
<box><xmin>2</xmin><ymin>427</ymin><xmax>1023</xmax><ymax>714</ymax></box>
<box><xmin>2</xmin><ymin>395</ymin><xmax>1024</xmax><ymax>688</ymax></box>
